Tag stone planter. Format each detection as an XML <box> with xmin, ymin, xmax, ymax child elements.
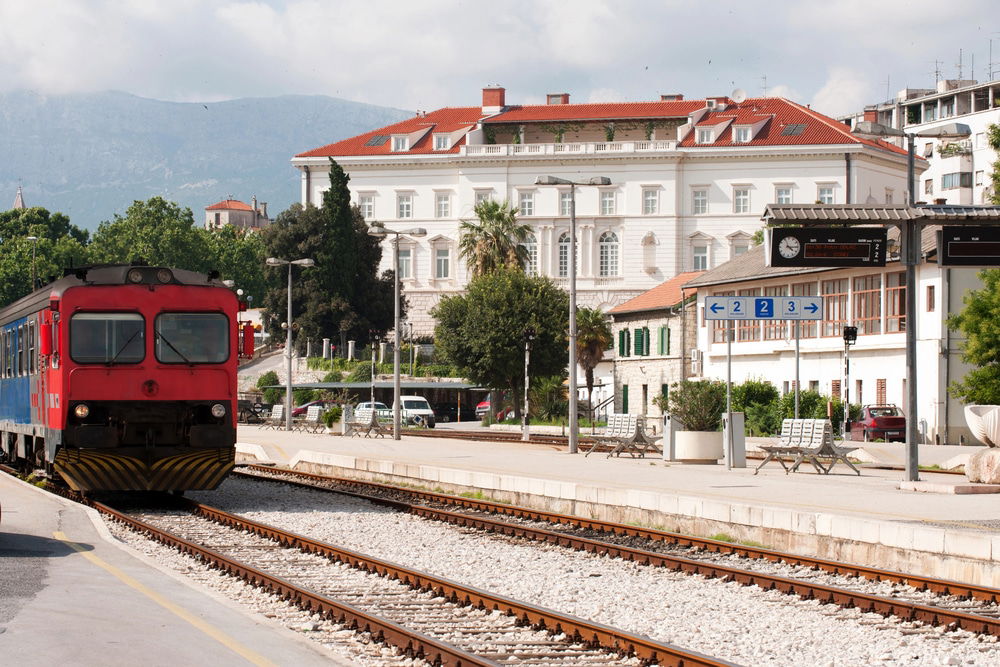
<box><xmin>674</xmin><ymin>430</ymin><xmax>723</xmax><ymax>464</ymax></box>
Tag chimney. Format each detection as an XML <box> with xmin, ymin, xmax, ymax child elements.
<box><xmin>260</xmin><ymin>202</ymin><xmax>268</xmax><ymax>219</ymax></box>
<box><xmin>482</xmin><ymin>86</ymin><xmax>505</xmax><ymax>114</ymax></box>
<box><xmin>863</xmin><ymin>106</ymin><xmax>877</xmax><ymax>123</ymax></box>
<box><xmin>251</xmin><ymin>195</ymin><xmax>257</xmax><ymax>211</ymax></box>
<box><xmin>660</xmin><ymin>94</ymin><xmax>684</xmax><ymax>101</ymax></box>
<box><xmin>546</xmin><ymin>93</ymin><xmax>570</xmax><ymax>105</ymax></box>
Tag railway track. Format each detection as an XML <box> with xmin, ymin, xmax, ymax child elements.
<box><xmin>236</xmin><ymin>465</ymin><xmax>1000</xmax><ymax>636</ymax></box>
<box><xmin>96</xmin><ymin>495</ymin><xmax>731</xmax><ymax>666</ymax></box>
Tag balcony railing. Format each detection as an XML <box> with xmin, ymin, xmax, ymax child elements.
<box><xmin>462</xmin><ymin>140</ymin><xmax>678</xmax><ymax>157</ymax></box>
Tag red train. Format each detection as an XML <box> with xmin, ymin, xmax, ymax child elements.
<box><xmin>0</xmin><ymin>265</ymin><xmax>252</xmax><ymax>492</ymax></box>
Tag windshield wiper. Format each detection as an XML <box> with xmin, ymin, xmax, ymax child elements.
<box><xmin>106</xmin><ymin>330</ymin><xmax>143</xmax><ymax>366</ymax></box>
<box><xmin>155</xmin><ymin>332</ymin><xmax>194</xmax><ymax>366</ymax></box>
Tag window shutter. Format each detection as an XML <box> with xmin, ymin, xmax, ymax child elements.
<box><xmin>633</xmin><ymin>328</ymin><xmax>642</xmax><ymax>356</ymax></box>
<box><xmin>622</xmin><ymin>385</ymin><xmax>629</xmax><ymax>413</ymax></box>
<box><xmin>643</xmin><ymin>327</ymin><xmax>650</xmax><ymax>356</ymax></box>
<box><xmin>618</xmin><ymin>330</ymin><xmax>625</xmax><ymax>356</ymax></box>
<box><xmin>666</xmin><ymin>327</ymin><xmax>671</xmax><ymax>355</ymax></box>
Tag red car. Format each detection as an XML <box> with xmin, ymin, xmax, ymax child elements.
<box><xmin>292</xmin><ymin>400</ymin><xmax>329</xmax><ymax>417</ymax></box>
<box><xmin>849</xmin><ymin>405</ymin><xmax>905</xmax><ymax>442</ymax></box>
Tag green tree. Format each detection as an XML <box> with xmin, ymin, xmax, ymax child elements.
<box><xmin>576</xmin><ymin>307</ymin><xmax>612</xmax><ymax>418</ymax></box>
<box><xmin>203</xmin><ymin>225</ymin><xmax>267</xmax><ymax>302</ymax></box>
<box><xmin>89</xmin><ymin>197</ymin><xmax>212</xmax><ymax>270</ymax></box>
<box><xmin>457</xmin><ymin>199</ymin><xmax>531</xmax><ymax>277</ymax></box>
<box><xmin>947</xmin><ymin>269</ymin><xmax>1000</xmax><ymax>404</ymax></box>
<box><xmin>432</xmin><ymin>268</ymin><xmax>569</xmax><ymax>417</ymax></box>
<box><xmin>988</xmin><ymin>123</ymin><xmax>1000</xmax><ymax>205</ymax></box>
<box><xmin>0</xmin><ymin>206</ymin><xmax>91</xmax><ymax>306</ymax></box>
<box><xmin>260</xmin><ymin>159</ymin><xmax>396</xmax><ymax>353</ymax></box>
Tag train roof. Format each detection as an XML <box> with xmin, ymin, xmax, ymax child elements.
<box><xmin>0</xmin><ymin>265</ymin><xmax>230</xmax><ymax>324</ymax></box>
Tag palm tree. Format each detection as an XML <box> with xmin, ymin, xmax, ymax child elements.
<box><xmin>575</xmin><ymin>307</ymin><xmax>613</xmax><ymax>423</ymax></box>
<box><xmin>458</xmin><ymin>200</ymin><xmax>532</xmax><ymax>277</ymax></box>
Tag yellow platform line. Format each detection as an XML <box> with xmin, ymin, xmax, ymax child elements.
<box><xmin>54</xmin><ymin>531</ymin><xmax>275</xmax><ymax>667</ymax></box>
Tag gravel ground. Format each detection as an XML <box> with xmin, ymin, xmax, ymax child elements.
<box><xmin>162</xmin><ymin>475</ymin><xmax>1000</xmax><ymax>666</ymax></box>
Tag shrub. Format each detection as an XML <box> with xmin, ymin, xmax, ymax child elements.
<box><xmin>322</xmin><ymin>406</ymin><xmax>342</xmax><ymax>427</ymax></box>
<box><xmin>256</xmin><ymin>370</ymin><xmax>282</xmax><ymax>405</ymax></box>
<box><xmin>666</xmin><ymin>380</ymin><xmax>727</xmax><ymax>431</ymax></box>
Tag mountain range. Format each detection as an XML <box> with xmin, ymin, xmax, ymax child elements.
<box><xmin>1</xmin><ymin>90</ymin><xmax>411</xmax><ymax>231</ymax></box>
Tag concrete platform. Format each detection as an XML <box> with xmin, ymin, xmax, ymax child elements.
<box><xmin>235</xmin><ymin>425</ymin><xmax>1000</xmax><ymax>588</ymax></box>
<box><xmin>0</xmin><ymin>472</ymin><xmax>351</xmax><ymax>666</ymax></box>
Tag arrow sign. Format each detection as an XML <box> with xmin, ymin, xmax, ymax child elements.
<box><xmin>804</xmin><ymin>302</ymin><xmax>819</xmax><ymax>314</ymax></box>
<box><xmin>707</xmin><ymin>295</ymin><xmax>824</xmax><ymax>320</ymax></box>
<box><xmin>709</xmin><ymin>302</ymin><xmax>724</xmax><ymax>314</ymax></box>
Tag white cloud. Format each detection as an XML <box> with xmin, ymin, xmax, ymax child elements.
<box><xmin>810</xmin><ymin>68</ymin><xmax>873</xmax><ymax>117</ymax></box>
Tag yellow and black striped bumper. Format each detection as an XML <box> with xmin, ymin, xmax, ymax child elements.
<box><xmin>54</xmin><ymin>446</ymin><xmax>235</xmax><ymax>491</ymax></box>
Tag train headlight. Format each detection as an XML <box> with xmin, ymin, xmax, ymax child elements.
<box><xmin>156</xmin><ymin>269</ymin><xmax>173</xmax><ymax>283</ymax></box>
<box><xmin>127</xmin><ymin>268</ymin><xmax>144</xmax><ymax>284</ymax></box>
<box><xmin>211</xmin><ymin>403</ymin><xmax>226</xmax><ymax>418</ymax></box>
<box><xmin>74</xmin><ymin>404</ymin><xmax>90</xmax><ymax>419</ymax></box>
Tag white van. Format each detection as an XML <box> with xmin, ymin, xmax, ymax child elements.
<box><xmin>400</xmin><ymin>396</ymin><xmax>436</xmax><ymax>428</ymax></box>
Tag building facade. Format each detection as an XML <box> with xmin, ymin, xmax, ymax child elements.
<box><xmin>840</xmin><ymin>78</ymin><xmax>1000</xmax><ymax>206</ymax></box>
<box><xmin>204</xmin><ymin>197</ymin><xmax>271</xmax><ymax>230</ymax></box>
<box><xmin>292</xmin><ymin>87</ymin><xmax>914</xmax><ymax>336</ymax></box>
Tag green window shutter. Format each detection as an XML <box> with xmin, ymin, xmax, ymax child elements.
<box><xmin>666</xmin><ymin>327</ymin><xmax>671</xmax><ymax>355</ymax></box>
<box><xmin>657</xmin><ymin>326</ymin><xmax>665</xmax><ymax>355</ymax></box>
<box><xmin>643</xmin><ymin>327</ymin><xmax>650</xmax><ymax>356</ymax></box>
<box><xmin>618</xmin><ymin>329</ymin><xmax>625</xmax><ymax>356</ymax></box>
<box><xmin>625</xmin><ymin>329</ymin><xmax>631</xmax><ymax>356</ymax></box>
<box><xmin>633</xmin><ymin>328</ymin><xmax>642</xmax><ymax>356</ymax></box>
<box><xmin>622</xmin><ymin>385</ymin><xmax>629</xmax><ymax>413</ymax></box>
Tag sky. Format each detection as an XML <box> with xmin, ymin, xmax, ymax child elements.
<box><xmin>2</xmin><ymin>0</ymin><xmax>999</xmax><ymax>118</ymax></box>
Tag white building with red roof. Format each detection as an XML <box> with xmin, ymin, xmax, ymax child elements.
<box><xmin>205</xmin><ymin>196</ymin><xmax>271</xmax><ymax>231</ymax></box>
<box><xmin>292</xmin><ymin>87</ymin><xmax>915</xmax><ymax>335</ymax></box>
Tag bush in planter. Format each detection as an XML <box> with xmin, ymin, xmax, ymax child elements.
<box><xmin>664</xmin><ymin>379</ymin><xmax>726</xmax><ymax>431</ymax></box>
<box><xmin>322</xmin><ymin>406</ymin><xmax>342</xmax><ymax>428</ymax></box>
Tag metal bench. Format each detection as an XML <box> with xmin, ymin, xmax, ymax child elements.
<box><xmin>790</xmin><ymin>419</ymin><xmax>860</xmax><ymax>475</ymax></box>
<box><xmin>347</xmin><ymin>407</ymin><xmax>390</xmax><ymax>438</ymax></box>
<box><xmin>261</xmin><ymin>404</ymin><xmax>284</xmax><ymax>430</ymax></box>
<box><xmin>755</xmin><ymin>418</ymin><xmax>810</xmax><ymax>474</ymax></box>
<box><xmin>585</xmin><ymin>414</ymin><xmax>661</xmax><ymax>458</ymax></box>
<box><xmin>295</xmin><ymin>404</ymin><xmax>325</xmax><ymax>433</ymax></box>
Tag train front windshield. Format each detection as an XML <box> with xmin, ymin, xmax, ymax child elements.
<box><xmin>155</xmin><ymin>313</ymin><xmax>229</xmax><ymax>364</ymax></box>
<box><xmin>70</xmin><ymin>313</ymin><xmax>145</xmax><ymax>364</ymax></box>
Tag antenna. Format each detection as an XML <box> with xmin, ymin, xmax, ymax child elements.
<box><xmin>760</xmin><ymin>75</ymin><xmax>768</xmax><ymax>97</ymax></box>
<box><xmin>956</xmin><ymin>48</ymin><xmax>963</xmax><ymax>80</ymax></box>
<box><xmin>731</xmin><ymin>88</ymin><xmax>747</xmax><ymax>104</ymax></box>
<box><xmin>932</xmin><ymin>59</ymin><xmax>944</xmax><ymax>84</ymax></box>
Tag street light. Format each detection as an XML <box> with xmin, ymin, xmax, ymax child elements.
<box><xmin>842</xmin><ymin>326</ymin><xmax>858</xmax><ymax>437</ymax></box>
<box><xmin>853</xmin><ymin>121</ymin><xmax>971</xmax><ymax>481</ymax></box>
<box><xmin>522</xmin><ymin>327</ymin><xmax>535</xmax><ymax>442</ymax></box>
<box><xmin>26</xmin><ymin>236</ymin><xmax>38</xmax><ymax>290</ymax></box>
<box><xmin>266</xmin><ymin>256</ymin><xmax>315</xmax><ymax>430</ymax></box>
<box><xmin>535</xmin><ymin>175</ymin><xmax>611</xmax><ymax>454</ymax></box>
<box><xmin>367</xmin><ymin>223</ymin><xmax>427</xmax><ymax>440</ymax></box>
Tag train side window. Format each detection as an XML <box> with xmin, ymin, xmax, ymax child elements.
<box><xmin>1</xmin><ymin>330</ymin><xmax>6</xmax><ymax>377</ymax></box>
<box><xmin>17</xmin><ymin>324</ymin><xmax>24</xmax><ymax>376</ymax></box>
<box><xmin>70</xmin><ymin>313</ymin><xmax>145</xmax><ymax>364</ymax></box>
<box><xmin>28</xmin><ymin>321</ymin><xmax>36</xmax><ymax>375</ymax></box>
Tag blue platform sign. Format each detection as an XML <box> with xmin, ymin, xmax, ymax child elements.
<box><xmin>704</xmin><ymin>296</ymin><xmax>823</xmax><ymax>320</ymax></box>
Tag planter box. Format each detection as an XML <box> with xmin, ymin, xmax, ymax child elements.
<box><xmin>675</xmin><ymin>430</ymin><xmax>723</xmax><ymax>464</ymax></box>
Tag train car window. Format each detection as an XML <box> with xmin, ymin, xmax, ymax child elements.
<box><xmin>155</xmin><ymin>313</ymin><xmax>229</xmax><ymax>364</ymax></box>
<box><xmin>1</xmin><ymin>330</ymin><xmax>7</xmax><ymax>377</ymax></box>
<box><xmin>28</xmin><ymin>322</ymin><xmax>36</xmax><ymax>375</ymax></box>
<box><xmin>70</xmin><ymin>313</ymin><xmax>145</xmax><ymax>364</ymax></box>
<box><xmin>17</xmin><ymin>325</ymin><xmax>24</xmax><ymax>376</ymax></box>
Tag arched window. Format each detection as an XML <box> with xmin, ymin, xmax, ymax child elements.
<box><xmin>558</xmin><ymin>232</ymin><xmax>570</xmax><ymax>277</ymax></box>
<box><xmin>521</xmin><ymin>233</ymin><xmax>538</xmax><ymax>275</ymax></box>
<box><xmin>599</xmin><ymin>231</ymin><xmax>619</xmax><ymax>277</ymax></box>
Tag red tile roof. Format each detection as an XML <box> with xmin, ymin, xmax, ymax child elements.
<box><xmin>206</xmin><ymin>199</ymin><xmax>253</xmax><ymax>211</ymax></box>
<box><xmin>610</xmin><ymin>271</ymin><xmax>706</xmax><ymax>314</ymax></box>
<box><xmin>485</xmin><ymin>100</ymin><xmax>704</xmax><ymax>123</ymax></box>
<box><xmin>295</xmin><ymin>107</ymin><xmax>484</xmax><ymax>158</ymax></box>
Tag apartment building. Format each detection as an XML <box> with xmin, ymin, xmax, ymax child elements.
<box><xmin>292</xmin><ymin>87</ymin><xmax>914</xmax><ymax>335</ymax></box>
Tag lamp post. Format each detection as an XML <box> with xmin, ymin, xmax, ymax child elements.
<box><xmin>853</xmin><ymin>121</ymin><xmax>971</xmax><ymax>481</ymax></box>
<box><xmin>535</xmin><ymin>176</ymin><xmax>611</xmax><ymax>454</ymax></box>
<box><xmin>522</xmin><ymin>327</ymin><xmax>535</xmax><ymax>442</ymax></box>
<box><xmin>26</xmin><ymin>235</ymin><xmax>39</xmax><ymax>290</ymax></box>
<box><xmin>842</xmin><ymin>326</ymin><xmax>857</xmax><ymax>437</ymax></box>
<box><xmin>367</xmin><ymin>223</ymin><xmax>427</xmax><ymax>440</ymax></box>
<box><xmin>265</xmin><ymin>256</ymin><xmax>315</xmax><ymax>430</ymax></box>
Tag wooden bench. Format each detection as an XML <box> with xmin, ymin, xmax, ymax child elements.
<box><xmin>294</xmin><ymin>405</ymin><xmax>325</xmax><ymax>433</ymax></box>
<box><xmin>261</xmin><ymin>404</ymin><xmax>284</xmax><ymax>430</ymax></box>
<box><xmin>347</xmin><ymin>407</ymin><xmax>390</xmax><ymax>438</ymax></box>
<box><xmin>585</xmin><ymin>413</ymin><xmax>661</xmax><ymax>458</ymax></box>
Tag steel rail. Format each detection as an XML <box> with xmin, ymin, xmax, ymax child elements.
<box><xmin>181</xmin><ymin>499</ymin><xmax>732</xmax><ymax>666</ymax></box>
<box><xmin>238</xmin><ymin>466</ymin><xmax>1000</xmax><ymax>635</ymax></box>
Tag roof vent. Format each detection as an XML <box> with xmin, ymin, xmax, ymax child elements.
<box><xmin>547</xmin><ymin>93</ymin><xmax>570</xmax><ymax>105</ymax></box>
<box><xmin>660</xmin><ymin>94</ymin><xmax>684</xmax><ymax>101</ymax></box>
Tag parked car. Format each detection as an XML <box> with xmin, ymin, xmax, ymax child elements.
<box><xmin>434</xmin><ymin>403</ymin><xmax>476</xmax><ymax>423</ymax></box>
<box><xmin>356</xmin><ymin>401</ymin><xmax>388</xmax><ymax>411</ymax></box>
<box><xmin>291</xmin><ymin>400</ymin><xmax>330</xmax><ymax>417</ymax></box>
<box><xmin>401</xmin><ymin>395</ymin><xmax>436</xmax><ymax>427</ymax></box>
<box><xmin>475</xmin><ymin>398</ymin><xmax>513</xmax><ymax>421</ymax></box>
<box><xmin>475</xmin><ymin>399</ymin><xmax>491</xmax><ymax>418</ymax></box>
<box><xmin>848</xmin><ymin>405</ymin><xmax>905</xmax><ymax>442</ymax></box>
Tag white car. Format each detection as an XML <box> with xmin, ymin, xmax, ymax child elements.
<box><xmin>400</xmin><ymin>396</ymin><xmax>436</xmax><ymax>428</ymax></box>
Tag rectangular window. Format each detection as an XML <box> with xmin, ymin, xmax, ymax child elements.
<box><xmin>733</xmin><ymin>187</ymin><xmax>750</xmax><ymax>213</ymax></box>
<box><xmin>70</xmin><ymin>313</ymin><xmax>145</xmax><ymax>364</ymax></box>
<box><xmin>475</xmin><ymin>190</ymin><xmax>492</xmax><ymax>205</ymax></box>
<box><xmin>657</xmin><ymin>325</ymin><xmax>670</xmax><ymax>355</ymax></box>
<box><xmin>791</xmin><ymin>281</ymin><xmax>818</xmax><ymax>337</ymax></box>
<box><xmin>392</xmin><ymin>136</ymin><xmax>408</xmax><ymax>151</ymax></box>
<box><xmin>692</xmin><ymin>189</ymin><xmax>708</xmax><ymax>214</ymax></box>
<box><xmin>734</xmin><ymin>127</ymin><xmax>751</xmax><ymax>143</ymax></box>
<box><xmin>876</xmin><ymin>378</ymin><xmax>887</xmax><ymax>405</ymax></box>
<box><xmin>821</xmin><ymin>278</ymin><xmax>848</xmax><ymax>337</ymax></box>
<box><xmin>560</xmin><ymin>191</ymin><xmax>573</xmax><ymax>216</ymax></box>
<box><xmin>642</xmin><ymin>189</ymin><xmax>658</xmax><ymax>215</ymax></box>
<box><xmin>885</xmin><ymin>189</ymin><xmax>894</xmax><ymax>205</ymax></box>
<box><xmin>28</xmin><ymin>322</ymin><xmax>35</xmax><ymax>375</ymax></box>
<box><xmin>435</xmin><ymin>248</ymin><xmax>450</xmax><ymax>279</ymax></box>
<box><xmin>697</xmin><ymin>128</ymin><xmax>713</xmax><ymax>143</ymax></box>
<box><xmin>942</xmin><ymin>172</ymin><xmax>973</xmax><ymax>189</ymax></box>
<box><xmin>976</xmin><ymin>171</ymin><xmax>985</xmax><ymax>186</ymax></box>
<box><xmin>817</xmin><ymin>186</ymin><xmax>834</xmax><ymax>204</ymax></box>
<box><xmin>831</xmin><ymin>379</ymin><xmax>841</xmax><ymax>400</ymax></box>
<box><xmin>398</xmin><ymin>248</ymin><xmax>412</xmax><ymax>279</ymax></box>
<box><xmin>618</xmin><ymin>328</ymin><xmax>631</xmax><ymax>357</ymax></box>
<box><xmin>433</xmin><ymin>134</ymin><xmax>449</xmax><ymax>150</ymax></box>
<box><xmin>435</xmin><ymin>193</ymin><xmax>450</xmax><ymax>218</ymax></box>
<box><xmin>924</xmin><ymin>179</ymin><xmax>933</xmax><ymax>195</ymax></box>
<box><xmin>397</xmin><ymin>193</ymin><xmax>412</xmax><ymax>218</ymax></box>
<box><xmin>926</xmin><ymin>284</ymin><xmax>935</xmax><ymax>312</ymax></box>
<box><xmin>775</xmin><ymin>187</ymin><xmax>792</xmax><ymax>205</ymax></box>
<box><xmin>600</xmin><ymin>191</ymin><xmax>616</xmax><ymax>215</ymax></box>
<box><xmin>518</xmin><ymin>192</ymin><xmax>534</xmax><ymax>216</ymax></box>
<box><xmin>155</xmin><ymin>313</ymin><xmax>229</xmax><ymax>364</ymax></box>
<box><xmin>853</xmin><ymin>274</ymin><xmax>881</xmax><ymax>335</ymax></box>
<box><xmin>732</xmin><ymin>240</ymin><xmax>749</xmax><ymax>258</ymax></box>
<box><xmin>358</xmin><ymin>194</ymin><xmax>374</xmax><ymax>219</ymax></box>
<box><xmin>693</xmin><ymin>245</ymin><xmax>708</xmax><ymax>271</ymax></box>
<box><xmin>886</xmin><ymin>272</ymin><xmax>906</xmax><ymax>333</ymax></box>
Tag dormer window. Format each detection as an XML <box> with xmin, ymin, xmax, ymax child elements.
<box><xmin>433</xmin><ymin>134</ymin><xmax>450</xmax><ymax>150</ymax></box>
<box><xmin>734</xmin><ymin>127</ymin><xmax>752</xmax><ymax>143</ymax></box>
<box><xmin>696</xmin><ymin>128</ymin><xmax>713</xmax><ymax>144</ymax></box>
<box><xmin>392</xmin><ymin>136</ymin><xmax>409</xmax><ymax>151</ymax></box>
